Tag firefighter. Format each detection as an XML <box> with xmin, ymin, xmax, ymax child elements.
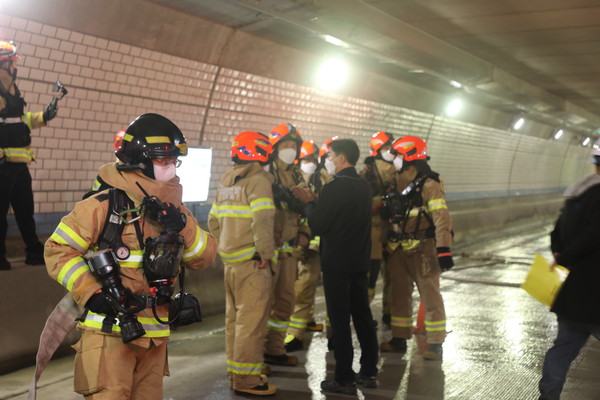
<box><xmin>264</xmin><ymin>122</ymin><xmax>309</xmax><ymax>366</ymax></box>
<box><xmin>0</xmin><ymin>40</ymin><xmax>58</xmax><ymax>270</ymax></box>
<box><xmin>208</xmin><ymin>131</ymin><xmax>277</xmax><ymax>396</ymax></box>
<box><xmin>359</xmin><ymin>131</ymin><xmax>396</xmax><ymax>322</ymax></box>
<box><xmin>44</xmin><ymin>113</ymin><xmax>217</xmax><ymax>399</ymax></box>
<box><xmin>380</xmin><ymin>135</ymin><xmax>453</xmax><ymax>360</ymax></box>
<box><xmin>285</xmin><ymin>140</ymin><xmax>331</xmax><ymax>352</ymax></box>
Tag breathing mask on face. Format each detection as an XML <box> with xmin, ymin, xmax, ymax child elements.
<box><xmin>382</xmin><ymin>149</ymin><xmax>395</xmax><ymax>163</ymax></box>
<box><xmin>325</xmin><ymin>156</ymin><xmax>337</xmax><ymax>176</ymax></box>
<box><xmin>153</xmin><ymin>163</ymin><xmax>177</xmax><ymax>181</ymax></box>
<box><xmin>300</xmin><ymin>161</ymin><xmax>317</xmax><ymax>175</ymax></box>
<box><xmin>393</xmin><ymin>156</ymin><xmax>404</xmax><ymax>172</ymax></box>
<box><xmin>277</xmin><ymin>148</ymin><xmax>297</xmax><ymax>165</ymax></box>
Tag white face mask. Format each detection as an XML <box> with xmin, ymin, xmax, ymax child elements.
<box><xmin>393</xmin><ymin>156</ymin><xmax>404</xmax><ymax>172</ymax></box>
<box><xmin>277</xmin><ymin>148</ymin><xmax>297</xmax><ymax>165</ymax></box>
<box><xmin>300</xmin><ymin>161</ymin><xmax>317</xmax><ymax>175</ymax></box>
<box><xmin>381</xmin><ymin>150</ymin><xmax>395</xmax><ymax>162</ymax></box>
<box><xmin>263</xmin><ymin>164</ymin><xmax>270</xmax><ymax>172</ymax></box>
<box><xmin>325</xmin><ymin>157</ymin><xmax>337</xmax><ymax>176</ymax></box>
<box><xmin>153</xmin><ymin>163</ymin><xmax>177</xmax><ymax>181</ymax></box>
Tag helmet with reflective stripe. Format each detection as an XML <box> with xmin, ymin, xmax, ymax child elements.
<box><xmin>116</xmin><ymin>113</ymin><xmax>188</xmax><ymax>166</ymax></box>
<box><xmin>231</xmin><ymin>131</ymin><xmax>272</xmax><ymax>164</ymax></box>
<box><xmin>0</xmin><ymin>41</ymin><xmax>18</xmax><ymax>62</ymax></box>
<box><xmin>319</xmin><ymin>136</ymin><xmax>339</xmax><ymax>160</ymax></box>
<box><xmin>391</xmin><ymin>136</ymin><xmax>428</xmax><ymax>162</ymax></box>
<box><xmin>269</xmin><ymin>123</ymin><xmax>303</xmax><ymax>150</ymax></box>
<box><xmin>369</xmin><ymin>131</ymin><xmax>394</xmax><ymax>156</ymax></box>
<box><xmin>299</xmin><ymin>140</ymin><xmax>318</xmax><ymax>160</ymax></box>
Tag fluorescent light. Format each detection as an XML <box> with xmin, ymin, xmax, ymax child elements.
<box><xmin>449</xmin><ymin>80</ymin><xmax>462</xmax><ymax>88</ymax></box>
<box><xmin>554</xmin><ymin>129</ymin><xmax>563</xmax><ymax>139</ymax></box>
<box><xmin>445</xmin><ymin>98</ymin><xmax>463</xmax><ymax>117</ymax></box>
<box><xmin>513</xmin><ymin>117</ymin><xmax>525</xmax><ymax>130</ymax></box>
<box><xmin>322</xmin><ymin>35</ymin><xmax>349</xmax><ymax>48</ymax></box>
<box><xmin>583</xmin><ymin>137</ymin><xmax>591</xmax><ymax>146</ymax></box>
<box><xmin>315</xmin><ymin>58</ymin><xmax>350</xmax><ymax>92</ymax></box>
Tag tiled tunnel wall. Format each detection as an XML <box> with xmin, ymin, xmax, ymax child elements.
<box><xmin>0</xmin><ymin>14</ymin><xmax>592</xmax><ymax>235</ymax></box>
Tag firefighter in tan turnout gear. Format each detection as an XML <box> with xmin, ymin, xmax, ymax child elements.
<box><xmin>285</xmin><ymin>140</ymin><xmax>331</xmax><ymax>352</ymax></box>
<box><xmin>264</xmin><ymin>123</ymin><xmax>309</xmax><ymax>366</ymax></box>
<box><xmin>44</xmin><ymin>113</ymin><xmax>217</xmax><ymax>399</ymax></box>
<box><xmin>380</xmin><ymin>135</ymin><xmax>453</xmax><ymax>361</ymax></box>
<box><xmin>208</xmin><ymin>131</ymin><xmax>277</xmax><ymax>396</ymax></box>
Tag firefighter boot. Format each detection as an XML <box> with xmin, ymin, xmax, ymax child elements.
<box><xmin>284</xmin><ymin>335</ymin><xmax>304</xmax><ymax>353</ymax></box>
<box><xmin>423</xmin><ymin>343</ymin><xmax>443</xmax><ymax>361</ymax></box>
<box><xmin>234</xmin><ymin>374</ymin><xmax>277</xmax><ymax>396</ymax></box>
<box><xmin>380</xmin><ymin>337</ymin><xmax>407</xmax><ymax>353</ymax></box>
<box><xmin>306</xmin><ymin>321</ymin><xmax>324</xmax><ymax>332</ymax></box>
<box><xmin>25</xmin><ymin>242</ymin><xmax>45</xmax><ymax>265</ymax></box>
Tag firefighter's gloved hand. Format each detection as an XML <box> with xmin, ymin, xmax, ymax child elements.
<box><xmin>86</xmin><ymin>292</ymin><xmax>114</xmax><ymax>314</ymax></box>
<box><xmin>43</xmin><ymin>99</ymin><xmax>58</xmax><ymax>122</ymax></box>
<box><xmin>157</xmin><ymin>202</ymin><xmax>187</xmax><ymax>234</ymax></box>
<box><xmin>436</xmin><ymin>247</ymin><xmax>454</xmax><ymax>271</ymax></box>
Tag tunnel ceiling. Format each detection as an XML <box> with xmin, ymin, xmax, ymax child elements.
<box><xmin>148</xmin><ymin>0</ymin><xmax>600</xmax><ymax>135</ymax></box>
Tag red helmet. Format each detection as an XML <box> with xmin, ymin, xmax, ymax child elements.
<box><xmin>369</xmin><ymin>131</ymin><xmax>394</xmax><ymax>156</ymax></box>
<box><xmin>0</xmin><ymin>41</ymin><xmax>18</xmax><ymax>62</ymax></box>
<box><xmin>113</xmin><ymin>129</ymin><xmax>126</xmax><ymax>151</ymax></box>
<box><xmin>391</xmin><ymin>136</ymin><xmax>428</xmax><ymax>162</ymax></box>
<box><xmin>299</xmin><ymin>140</ymin><xmax>318</xmax><ymax>160</ymax></box>
<box><xmin>269</xmin><ymin>123</ymin><xmax>303</xmax><ymax>149</ymax></box>
<box><xmin>231</xmin><ymin>131</ymin><xmax>272</xmax><ymax>164</ymax></box>
<box><xmin>319</xmin><ymin>136</ymin><xmax>339</xmax><ymax>160</ymax></box>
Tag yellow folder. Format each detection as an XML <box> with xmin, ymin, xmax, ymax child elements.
<box><xmin>521</xmin><ymin>253</ymin><xmax>569</xmax><ymax>307</ymax></box>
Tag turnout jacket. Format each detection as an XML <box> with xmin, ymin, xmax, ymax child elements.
<box><xmin>0</xmin><ymin>69</ymin><xmax>45</xmax><ymax>164</ymax></box>
<box><xmin>388</xmin><ymin>165</ymin><xmax>452</xmax><ymax>252</ymax></box>
<box><xmin>45</xmin><ymin>163</ymin><xmax>217</xmax><ymax>343</ymax></box>
<box><xmin>305</xmin><ymin>167</ymin><xmax>372</xmax><ymax>274</ymax></box>
<box><xmin>208</xmin><ymin>162</ymin><xmax>276</xmax><ymax>263</ymax></box>
<box><xmin>550</xmin><ymin>174</ymin><xmax>600</xmax><ymax>324</ymax></box>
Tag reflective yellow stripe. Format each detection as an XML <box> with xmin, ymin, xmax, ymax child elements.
<box><xmin>250</xmin><ymin>197</ymin><xmax>275</xmax><ymax>213</ymax></box>
<box><xmin>400</xmin><ymin>239</ymin><xmax>420</xmax><ymax>251</ymax></box>
<box><xmin>226</xmin><ymin>360</ymin><xmax>263</xmax><ymax>375</ymax></box>
<box><xmin>391</xmin><ymin>316</ymin><xmax>413</xmax><ymax>328</ymax></box>
<box><xmin>209</xmin><ymin>204</ymin><xmax>252</xmax><ymax>218</ymax></box>
<box><xmin>50</xmin><ymin>222</ymin><xmax>89</xmax><ymax>254</ymax></box>
<box><xmin>428</xmin><ymin>198</ymin><xmax>447</xmax><ymax>211</ymax></box>
<box><xmin>268</xmin><ymin>318</ymin><xmax>289</xmax><ymax>332</ymax></box>
<box><xmin>119</xmin><ymin>251</ymin><xmax>144</xmax><ymax>268</ymax></box>
<box><xmin>183</xmin><ymin>226</ymin><xmax>208</xmax><ymax>262</ymax></box>
<box><xmin>81</xmin><ymin>312</ymin><xmax>170</xmax><ymax>337</ymax></box>
<box><xmin>21</xmin><ymin>113</ymin><xmax>33</xmax><ymax>130</ymax></box>
<box><xmin>408</xmin><ymin>207</ymin><xmax>422</xmax><ymax>217</ymax></box>
<box><xmin>425</xmin><ymin>320</ymin><xmax>446</xmax><ymax>332</ymax></box>
<box><xmin>145</xmin><ymin>136</ymin><xmax>171</xmax><ymax>144</ymax></box>
<box><xmin>1</xmin><ymin>147</ymin><xmax>34</xmax><ymax>162</ymax></box>
<box><xmin>289</xmin><ymin>317</ymin><xmax>308</xmax><ymax>329</ymax></box>
<box><xmin>91</xmin><ymin>178</ymin><xmax>101</xmax><ymax>191</ymax></box>
<box><xmin>57</xmin><ymin>256</ymin><xmax>88</xmax><ymax>291</ymax></box>
<box><xmin>123</xmin><ymin>133</ymin><xmax>134</xmax><ymax>142</ymax></box>
<box><xmin>219</xmin><ymin>245</ymin><xmax>256</xmax><ymax>263</ymax></box>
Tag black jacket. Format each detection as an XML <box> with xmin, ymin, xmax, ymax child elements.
<box><xmin>550</xmin><ymin>174</ymin><xmax>600</xmax><ymax>324</ymax></box>
<box><xmin>305</xmin><ymin>167</ymin><xmax>372</xmax><ymax>274</ymax></box>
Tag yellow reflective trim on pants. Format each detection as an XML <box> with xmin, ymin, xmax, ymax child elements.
<box><xmin>50</xmin><ymin>222</ymin><xmax>89</xmax><ymax>254</ymax></box>
<box><xmin>81</xmin><ymin>312</ymin><xmax>170</xmax><ymax>337</ymax></box>
<box><xmin>226</xmin><ymin>360</ymin><xmax>263</xmax><ymax>375</ymax></box>
<box><xmin>425</xmin><ymin>320</ymin><xmax>446</xmax><ymax>331</ymax></box>
<box><xmin>391</xmin><ymin>316</ymin><xmax>413</xmax><ymax>328</ymax></box>
<box><xmin>289</xmin><ymin>317</ymin><xmax>308</xmax><ymax>329</ymax></box>
<box><xmin>268</xmin><ymin>318</ymin><xmax>289</xmax><ymax>332</ymax></box>
<box><xmin>57</xmin><ymin>256</ymin><xmax>88</xmax><ymax>291</ymax></box>
<box><xmin>219</xmin><ymin>245</ymin><xmax>256</xmax><ymax>263</ymax></box>
<box><xmin>183</xmin><ymin>226</ymin><xmax>209</xmax><ymax>262</ymax></box>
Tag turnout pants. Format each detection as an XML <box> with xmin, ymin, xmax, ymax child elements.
<box><xmin>288</xmin><ymin>250</ymin><xmax>321</xmax><ymax>338</ymax></box>
<box><xmin>0</xmin><ymin>163</ymin><xmax>42</xmax><ymax>256</ymax></box>
<box><xmin>72</xmin><ymin>330</ymin><xmax>168</xmax><ymax>399</ymax></box>
<box><xmin>265</xmin><ymin>253</ymin><xmax>297</xmax><ymax>355</ymax></box>
<box><xmin>387</xmin><ymin>238</ymin><xmax>446</xmax><ymax>343</ymax></box>
<box><xmin>225</xmin><ymin>259</ymin><xmax>272</xmax><ymax>390</ymax></box>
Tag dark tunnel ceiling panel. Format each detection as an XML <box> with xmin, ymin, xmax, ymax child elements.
<box><xmin>147</xmin><ymin>0</ymin><xmax>600</xmax><ymax>129</ymax></box>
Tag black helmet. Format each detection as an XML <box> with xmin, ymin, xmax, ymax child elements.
<box><xmin>116</xmin><ymin>114</ymin><xmax>188</xmax><ymax>177</ymax></box>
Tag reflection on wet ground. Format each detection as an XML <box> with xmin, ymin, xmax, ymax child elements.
<box><xmin>2</xmin><ymin>221</ymin><xmax>600</xmax><ymax>399</ymax></box>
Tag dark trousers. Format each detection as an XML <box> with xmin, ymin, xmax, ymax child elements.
<box><xmin>322</xmin><ymin>268</ymin><xmax>378</xmax><ymax>383</ymax></box>
<box><xmin>538</xmin><ymin>317</ymin><xmax>600</xmax><ymax>400</ymax></box>
<box><xmin>0</xmin><ymin>163</ymin><xmax>41</xmax><ymax>256</ymax></box>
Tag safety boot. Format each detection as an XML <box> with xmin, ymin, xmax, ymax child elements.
<box><xmin>284</xmin><ymin>336</ymin><xmax>304</xmax><ymax>353</ymax></box>
<box><xmin>25</xmin><ymin>242</ymin><xmax>45</xmax><ymax>265</ymax></box>
<box><xmin>0</xmin><ymin>256</ymin><xmax>11</xmax><ymax>270</ymax></box>
<box><xmin>234</xmin><ymin>375</ymin><xmax>277</xmax><ymax>396</ymax></box>
<box><xmin>356</xmin><ymin>372</ymin><xmax>378</xmax><ymax>389</ymax></box>
<box><xmin>264</xmin><ymin>353</ymin><xmax>298</xmax><ymax>366</ymax></box>
<box><xmin>423</xmin><ymin>343</ymin><xmax>443</xmax><ymax>361</ymax></box>
<box><xmin>380</xmin><ymin>337</ymin><xmax>407</xmax><ymax>353</ymax></box>
<box><xmin>320</xmin><ymin>379</ymin><xmax>357</xmax><ymax>395</ymax></box>
<box><xmin>306</xmin><ymin>321</ymin><xmax>323</xmax><ymax>332</ymax></box>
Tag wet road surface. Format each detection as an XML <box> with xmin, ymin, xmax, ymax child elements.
<box><xmin>2</xmin><ymin>221</ymin><xmax>600</xmax><ymax>400</ymax></box>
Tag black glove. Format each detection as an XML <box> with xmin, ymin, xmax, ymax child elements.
<box><xmin>43</xmin><ymin>98</ymin><xmax>58</xmax><ymax>122</ymax></box>
<box><xmin>86</xmin><ymin>292</ymin><xmax>114</xmax><ymax>315</ymax></box>
<box><xmin>436</xmin><ymin>247</ymin><xmax>454</xmax><ymax>271</ymax></box>
<box><xmin>157</xmin><ymin>202</ymin><xmax>187</xmax><ymax>234</ymax></box>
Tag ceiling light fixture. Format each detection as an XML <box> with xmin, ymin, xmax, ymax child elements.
<box><xmin>314</xmin><ymin>57</ymin><xmax>350</xmax><ymax>92</ymax></box>
<box><xmin>445</xmin><ymin>98</ymin><xmax>463</xmax><ymax>117</ymax></box>
<box><xmin>554</xmin><ymin>129</ymin><xmax>564</xmax><ymax>140</ymax></box>
<box><xmin>513</xmin><ymin>117</ymin><xmax>525</xmax><ymax>130</ymax></box>
<box><xmin>582</xmin><ymin>137</ymin><xmax>591</xmax><ymax>146</ymax></box>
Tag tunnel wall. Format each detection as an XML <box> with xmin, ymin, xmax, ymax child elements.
<box><xmin>0</xmin><ymin>0</ymin><xmax>592</xmax><ymax>374</ymax></box>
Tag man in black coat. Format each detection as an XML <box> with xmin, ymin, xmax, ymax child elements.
<box><xmin>538</xmin><ymin>144</ymin><xmax>600</xmax><ymax>400</ymax></box>
<box><xmin>292</xmin><ymin>138</ymin><xmax>378</xmax><ymax>395</ymax></box>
